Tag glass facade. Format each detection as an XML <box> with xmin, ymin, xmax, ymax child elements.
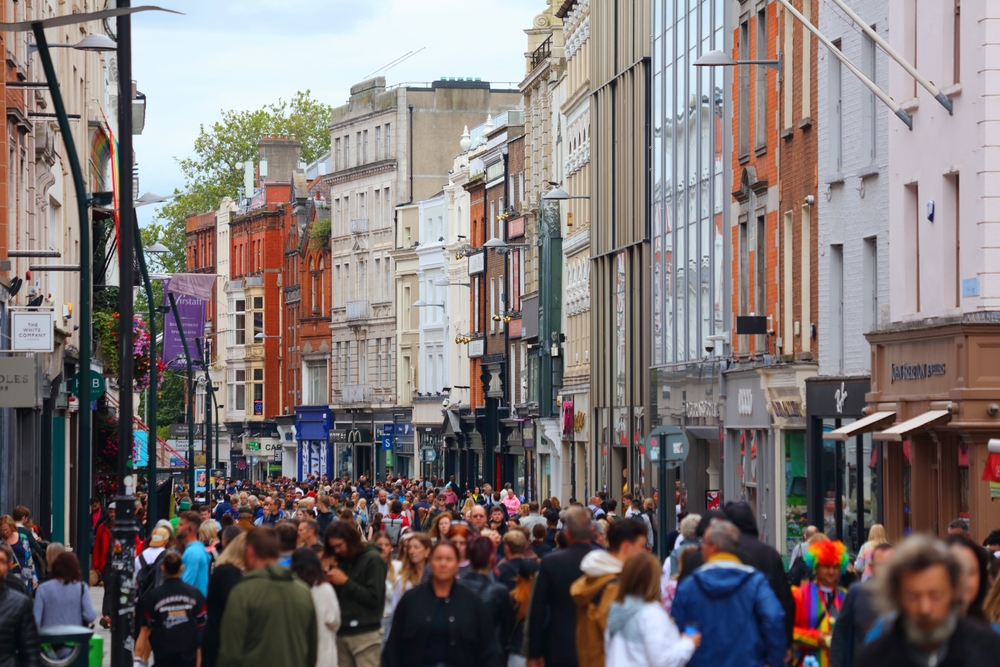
<box><xmin>652</xmin><ymin>0</ymin><xmax>727</xmax><ymax>369</ymax></box>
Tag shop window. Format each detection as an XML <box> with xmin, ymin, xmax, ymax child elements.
<box><xmin>785</xmin><ymin>432</ymin><xmax>808</xmax><ymax>561</ymax></box>
<box><xmin>738</xmin><ymin>429</ymin><xmax>760</xmax><ymax>520</ymax></box>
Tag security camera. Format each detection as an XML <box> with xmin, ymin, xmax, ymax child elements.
<box><xmin>704</xmin><ymin>340</ymin><xmax>715</xmax><ymax>354</ymax></box>
<box><xmin>442</xmin><ymin>398</ymin><xmax>450</xmax><ymax>408</ymax></box>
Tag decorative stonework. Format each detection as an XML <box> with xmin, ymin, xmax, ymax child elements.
<box><xmin>566</xmin><ymin>255</ymin><xmax>590</xmax><ymax>316</ymax></box>
<box><xmin>565</xmin><ymin>15</ymin><xmax>590</xmax><ymax>60</ymax></box>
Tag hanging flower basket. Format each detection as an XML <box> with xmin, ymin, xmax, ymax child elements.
<box><xmin>93</xmin><ymin>312</ymin><xmax>164</xmax><ymax>391</ymax></box>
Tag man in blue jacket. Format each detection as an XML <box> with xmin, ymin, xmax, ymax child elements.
<box><xmin>671</xmin><ymin>520</ymin><xmax>786</xmax><ymax>667</ymax></box>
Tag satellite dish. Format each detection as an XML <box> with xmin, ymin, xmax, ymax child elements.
<box><xmin>8</xmin><ymin>276</ymin><xmax>23</xmax><ymax>297</ymax></box>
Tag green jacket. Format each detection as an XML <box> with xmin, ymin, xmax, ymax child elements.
<box><xmin>217</xmin><ymin>564</ymin><xmax>317</xmax><ymax>667</ymax></box>
<box><xmin>334</xmin><ymin>542</ymin><xmax>387</xmax><ymax>636</ymax></box>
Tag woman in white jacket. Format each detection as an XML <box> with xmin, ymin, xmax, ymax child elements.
<box><xmin>291</xmin><ymin>547</ymin><xmax>342</xmax><ymax>667</ymax></box>
<box><xmin>605</xmin><ymin>552</ymin><xmax>700</xmax><ymax>667</ymax></box>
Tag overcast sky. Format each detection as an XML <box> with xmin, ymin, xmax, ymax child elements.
<box><xmin>132</xmin><ymin>0</ymin><xmax>542</xmax><ymax>226</ymax></box>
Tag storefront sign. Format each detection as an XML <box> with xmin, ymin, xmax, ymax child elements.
<box><xmin>770</xmin><ymin>400</ymin><xmax>803</xmax><ymax>419</ymax></box>
<box><xmin>806</xmin><ymin>377</ymin><xmax>869</xmax><ymax>418</ymax></box>
<box><xmin>0</xmin><ymin>358</ymin><xmax>37</xmax><ymax>408</ymax></box>
<box><xmin>468</xmin><ymin>252</ymin><xmax>484</xmax><ymax>275</ymax></box>
<box><xmin>835</xmin><ymin>382</ymin><xmax>848</xmax><ymax>414</ymax></box>
<box><xmin>738</xmin><ymin>389</ymin><xmax>753</xmax><ymax>416</ymax></box>
<box><xmin>891</xmin><ymin>363</ymin><xmax>946</xmax><ymax>383</ymax></box>
<box><xmin>11</xmin><ymin>311</ymin><xmax>53</xmax><ymax>351</ymax></box>
<box><xmin>685</xmin><ymin>400</ymin><xmax>720</xmax><ymax>418</ymax></box>
<box><xmin>706</xmin><ymin>490</ymin><xmax>720</xmax><ymax>510</ymax></box>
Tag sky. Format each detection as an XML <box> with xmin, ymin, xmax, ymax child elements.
<box><xmin>132</xmin><ymin>0</ymin><xmax>543</xmax><ymax>227</ymax></box>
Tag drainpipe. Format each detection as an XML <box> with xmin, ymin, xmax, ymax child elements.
<box><xmin>408</xmin><ymin>105</ymin><xmax>414</xmax><ymax>203</ymax></box>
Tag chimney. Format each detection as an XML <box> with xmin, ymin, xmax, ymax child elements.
<box><xmin>258</xmin><ymin>135</ymin><xmax>302</xmax><ymax>184</ymax></box>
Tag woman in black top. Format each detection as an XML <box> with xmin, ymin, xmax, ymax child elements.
<box><xmin>202</xmin><ymin>527</ymin><xmax>245</xmax><ymax>667</ymax></box>
<box><xmin>383</xmin><ymin>541</ymin><xmax>500</xmax><ymax>667</ymax></box>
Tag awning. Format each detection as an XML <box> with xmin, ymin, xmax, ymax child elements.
<box><xmin>872</xmin><ymin>410</ymin><xmax>952</xmax><ymax>442</ymax></box>
<box><xmin>684</xmin><ymin>426</ymin><xmax>721</xmax><ymax>442</ymax></box>
<box><xmin>826</xmin><ymin>411</ymin><xmax>896</xmax><ymax>441</ymax></box>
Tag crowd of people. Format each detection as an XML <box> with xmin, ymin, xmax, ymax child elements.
<box><xmin>3</xmin><ymin>475</ymin><xmax>1000</xmax><ymax>666</ymax></box>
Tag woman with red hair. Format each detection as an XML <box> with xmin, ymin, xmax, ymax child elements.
<box><xmin>792</xmin><ymin>540</ymin><xmax>849</xmax><ymax>667</ymax></box>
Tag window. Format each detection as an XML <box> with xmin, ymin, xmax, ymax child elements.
<box><xmin>385</xmin><ymin>124</ymin><xmax>391</xmax><ymax>157</ymax></box>
<box><xmin>906</xmin><ymin>183</ymin><xmax>921</xmax><ymax>313</ymax></box>
<box><xmin>738</xmin><ymin>20</ymin><xmax>750</xmax><ymax>157</ymax></box>
<box><xmin>863</xmin><ymin>237</ymin><xmax>878</xmax><ymax>332</ymax></box>
<box><xmin>334</xmin><ymin>199</ymin><xmax>341</xmax><ymax>235</ymax></box>
<box><xmin>519</xmin><ymin>173</ymin><xmax>525</xmax><ymax>203</ymax></box>
<box><xmin>374</xmin><ymin>258</ymin><xmax>381</xmax><ymax>301</ymax></box>
<box><xmin>755</xmin><ymin>9</ymin><xmax>768</xmax><ymax>150</ymax></box>
<box><xmin>830</xmin><ymin>39</ymin><xmax>843</xmax><ymax>172</ymax></box>
<box><xmin>334</xmin><ymin>264</ymin><xmax>341</xmax><ymax>306</ymax></box>
<box><xmin>948</xmin><ymin>173</ymin><xmax>961</xmax><ymax>307</ymax></box>
<box><xmin>953</xmin><ymin>0</ymin><xmax>961</xmax><ymax>85</ymax></box>
<box><xmin>376</xmin><ymin>340</ymin><xmax>383</xmax><ymax>386</ymax></box>
<box><xmin>232</xmin><ymin>369</ymin><xmax>246</xmax><ymax>413</ymax></box>
<box><xmin>490</xmin><ymin>278</ymin><xmax>497</xmax><ymax>333</ymax></box>
<box><xmin>305</xmin><ymin>360</ymin><xmax>328</xmax><ymax>405</ymax></box>
<box><xmin>362</xmin><ymin>129</ymin><xmax>368</xmax><ymax>163</ymax></box>
<box><xmin>830</xmin><ymin>244</ymin><xmax>844</xmax><ymax>373</ymax></box>
<box><xmin>344</xmin><ymin>136</ymin><xmax>350</xmax><ymax>167</ymax></box>
<box><xmin>335</xmin><ymin>341</ymin><xmax>343</xmax><ymax>386</ymax></box>
<box><xmin>738</xmin><ymin>218</ymin><xmax>749</xmax><ymax>317</ymax></box>
<box><xmin>376</xmin><ymin>126</ymin><xmax>382</xmax><ymax>160</ymax></box>
<box><xmin>384</xmin><ymin>188</ymin><xmax>391</xmax><ymax>226</ymax></box>
<box><xmin>862</xmin><ymin>32</ymin><xmax>877</xmax><ymax>163</ymax></box>
<box><xmin>335</xmin><ymin>138</ymin><xmax>341</xmax><ymax>170</ymax></box>
<box><xmin>356</xmin><ymin>131</ymin><xmax>362</xmax><ymax>164</ymax></box>
<box><xmin>234</xmin><ymin>299</ymin><xmax>246</xmax><ymax>345</ymax></box>
<box><xmin>375</xmin><ymin>189</ymin><xmax>381</xmax><ymax>229</ymax></box>
<box><xmin>755</xmin><ymin>214</ymin><xmax>766</xmax><ymax>350</ymax></box>
<box><xmin>253</xmin><ymin>367</ymin><xmax>263</xmax><ymax>412</ymax></box>
<box><xmin>253</xmin><ymin>296</ymin><xmax>263</xmax><ymax>310</ymax></box>
<box><xmin>359</xmin><ymin>192</ymin><xmax>366</xmax><ymax>221</ymax></box>
<box><xmin>489</xmin><ymin>200</ymin><xmax>496</xmax><ymax>240</ymax></box>
<box><xmin>253</xmin><ymin>310</ymin><xmax>263</xmax><ymax>341</ymax></box>
<box><xmin>310</xmin><ymin>259</ymin><xmax>318</xmax><ymax>313</ymax></box>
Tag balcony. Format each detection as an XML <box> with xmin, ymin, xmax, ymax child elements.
<box><xmin>350</xmin><ymin>217</ymin><xmax>368</xmax><ymax>234</ymax></box>
<box><xmin>530</xmin><ymin>36</ymin><xmax>551</xmax><ymax>70</ymax></box>
<box><xmin>345</xmin><ymin>299</ymin><xmax>370</xmax><ymax>322</ymax></box>
<box><xmin>342</xmin><ymin>383</ymin><xmax>374</xmax><ymax>404</ymax></box>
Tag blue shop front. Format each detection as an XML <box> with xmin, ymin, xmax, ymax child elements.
<box><xmin>296</xmin><ymin>405</ymin><xmax>333</xmax><ymax>480</ymax></box>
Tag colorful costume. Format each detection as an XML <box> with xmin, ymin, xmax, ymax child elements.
<box><xmin>791</xmin><ymin>541</ymin><xmax>849</xmax><ymax>667</ymax></box>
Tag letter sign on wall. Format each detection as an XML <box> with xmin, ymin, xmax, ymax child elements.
<box><xmin>738</xmin><ymin>388</ymin><xmax>754</xmax><ymax>416</ymax></box>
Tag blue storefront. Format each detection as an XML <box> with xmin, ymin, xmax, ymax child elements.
<box><xmin>296</xmin><ymin>405</ymin><xmax>332</xmax><ymax>480</ymax></box>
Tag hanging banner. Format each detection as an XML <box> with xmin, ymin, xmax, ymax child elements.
<box><xmin>163</xmin><ymin>278</ymin><xmax>207</xmax><ymax>370</ymax></box>
<box><xmin>134</xmin><ymin>431</ymin><xmax>148</xmax><ymax>467</ymax></box>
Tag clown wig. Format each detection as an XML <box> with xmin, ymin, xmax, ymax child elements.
<box><xmin>803</xmin><ymin>539</ymin><xmax>849</xmax><ymax>573</ymax></box>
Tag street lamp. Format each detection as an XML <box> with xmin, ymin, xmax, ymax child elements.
<box><xmin>484</xmin><ymin>237</ymin><xmax>533</xmax><ymax>254</ymax></box>
<box><xmin>541</xmin><ymin>187</ymin><xmax>591</xmax><ymax>201</ymax></box>
<box><xmin>254</xmin><ymin>332</ymin><xmax>281</xmax><ymax>340</ymax></box>
<box><xmin>433</xmin><ymin>277</ymin><xmax>471</xmax><ymax>287</ymax></box>
<box><xmin>412</xmin><ymin>299</ymin><xmax>446</xmax><ymax>309</ymax></box>
<box><xmin>135</xmin><ymin>190</ymin><xmax>181</xmax><ymax>207</ymax></box>
<box><xmin>693</xmin><ymin>48</ymin><xmax>783</xmax><ymax>79</ymax></box>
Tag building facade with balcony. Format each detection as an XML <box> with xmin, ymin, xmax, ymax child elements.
<box><xmin>325</xmin><ymin>76</ymin><xmax>520</xmax><ymax>482</ymax></box>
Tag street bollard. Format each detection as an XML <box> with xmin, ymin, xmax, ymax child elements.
<box><xmin>38</xmin><ymin>625</ymin><xmax>94</xmax><ymax>667</ymax></box>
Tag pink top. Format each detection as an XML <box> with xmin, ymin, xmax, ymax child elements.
<box><xmin>502</xmin><ymin>493</ymin><xmax>521</xmax><ymax>516</ymax></box>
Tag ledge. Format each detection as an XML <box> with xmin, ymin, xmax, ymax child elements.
<box><xmin>901</xmin><ymin>97</ymin><xmax>919</xmax><ymax>112</ymax></box>
<box><xmin>941</xmin><ymin>82</ymin><xmax>962</xmax><ymax>98</ymax></box>
<box><xmin>856</xmin><ymin>164</ymin><xmax>880</xmax><ymax>178</ymax></box>
<box><xmin>780</xmin><ymin>127</ymin><xmax>794</xmax><ymax>139</ymax></box>
<box><xmin>755</xmin><ymin>144</ymin><xmax>768</xmax><ymax>157</ymax></box>
<box><xmin>824</xmin><ymin>172</ymin><xmax>846</xmax><ymax>185</ymax></box>
<box><xmin>797</xmin><ymin>116</ymin><xmax>813</xmax><ymax>130</ymax></box>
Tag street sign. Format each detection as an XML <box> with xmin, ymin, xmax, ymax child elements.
<box><xmin>394</xmin><ymin>423</ymin><xmax>414</xmax><ymax>436</ymax></box>
<box><xmin>420</xmin><ymin>448</ymin><xmax>436</xmax><ymax>462</ymax></box>
<box><xmin>382</xmin><ymin>435</ymin><xmax>394</xmax><ymax>451</ymax></box>
<box><xmin>71</xmin><ymin>369</ymin><xmax>105</xmax><ymax>400</ymax></box>
<box><xmin>382</xmin><ymin>423</ymin><xmax>394</xmax><ymax>436</ymax></box>
<box><xmin>236</xmin><ymin>459</ymin><xmax>247</xmax><ymax>470</ymax></box>
<box><xmin>648</xmin><ymin>425</ymin><xmax>690</xmax><ymax>470</ymax></box>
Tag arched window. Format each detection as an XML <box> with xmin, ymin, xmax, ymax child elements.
<box><xmin>319</xmin><ymin>257</ymin><xmax>326</xmax><ymax>315</ymax></box>
<box><xmin>310</xmin><ymin>258</ymin><xmax>318</xmax><ymax>314</ymax></box>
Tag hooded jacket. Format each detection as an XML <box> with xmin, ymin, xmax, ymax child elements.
<box><xmin>671</xmin><ymin>554</ymin><xmax>786</xmax><ymax>667</ymax></box>
<box><xmin>333</xmin><ymin>542</ymin><xmax>387</xmax><ymax>636</ymax></box>
<box><xmin>605</xmin><ymin>596</ymin><xmax>696</xmax><ymax>667</ymax></box>
<box><xmin>570</xmin><ymin>550</ymin><xmax>624</xmax><ymax>667</ymax></box>
<box><xmin>216</xmin><ymin>564</ymin><xmax>317</xmax><ymax>667</ymax></box>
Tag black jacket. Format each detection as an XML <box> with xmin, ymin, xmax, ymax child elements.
<box><xmin>526</xmin><ymin>542</ymin><xmax>592</xmax><ymax>666</ymax></box>
<box><xmin>0</xmin><ymin>585</ymin><xmax>40</xmax><ymax>667</ymax></box>
<box><xmin>829</xmin><ymin>581</ymin><xmax>880</xmax><ymax>667</ymax></box>
<box><xmin>382</xmin><ymin>581</ymin><xmax>500</xmax><ymax>667</ymax></box>
<box><xmin>316</xmin><ymin>509</ymin><xmax>335</xmax><ymax>536</ymax></box>
<box><xmin>334</xmin><ymin>542</ymin><xmax>387</xmax><ymax>636</ymax></box>
<box><xmin>458</xmin><ymin>572</ymin><xmax>515</xmax><ymax>658</ymax></box>
<box><xmin>856</xmin><ymin>617</ymin><xmax>1000</xmax><ymax>667</ymax></box>
<box><xmin>202</xmin><ymin>563</ymin><xmax>243</xmax><ymax>667</ymax></box>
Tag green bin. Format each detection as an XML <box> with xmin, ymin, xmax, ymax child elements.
<box><xmin>38</xmin><ymin>625</ymin><xmax>93</xmax><ymax>667</ymax></box>
<box><xmin>89</xmin><ymin>634</ymin><xmax>103</xmax><ymax>667</ymax></box>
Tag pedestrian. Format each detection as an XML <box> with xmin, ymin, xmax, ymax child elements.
<box><xmin>502</xmin><ymin>488</ymin><xmax>521</xmax><ymax>517</ymax></box>
<box><xmin>236</xmin><ymin>506</ymin><xmax>254</xmax><ymax>531</ymax></box>
<box><xmin>447</xmin><ymin>524</ymin><xmax>474</xmax><ymax>578</ymax></box>
<box><xmin>788</xmin><ymin>525</ymin><xmax>819</xmax><ymax>578</ymax></box>
<box><xmin>177</xmin><ymin>511</ymin><xmax>211</xmax><ymax>596</ymax></box>
<box><xmin>983</xmin><ymin>556</ymin><xmax>1000</xmax><ymax>624</ymax></box>
<box><xmin>324</xmin><ymin>521</ymin><xmax>387</xmax><ymax>667</ymax></box>
<box><xmin>496</xmin><ymin>532</ymin><xmax>539</xmax><ymax>667</ymax></box>
<box><xmin>276</xmin><ymin>520</ymin><xmax>300</xmax><ymax>567</ymax></box>
<box><xmin>0</xmin><ymin>542</ymin><xmax>39</xmax><ymax>667</ymax></box>
<box><xmin>521</xmin><ymin>502</ymin><xmax>546</xmax><ymax>534</ymax></box>
<box><xmin>202</xmin><ymin>529</ymin><xmax>245</xmax><ymax>667</ymax></box>
<box><xmin>856</xmin><ymin>535</ymin><xmax>1000</xmax><ymax>666</ymax></box>
<box><xmin>671</xmin><ymin>520</ymin><xmax>785</xmax><ymax>667</ymax></box>
<box><xmin>291</xmin><ymin>547</ymin><xmax>342</xmax><ymax>667</ymax></box>
<box><xmin>371</xmin><ymin>531</ymin><xmax>400</xmax><ymax>640</ymax></box>
<box><xmin>32</xmin><ymin>551</ymin><xmax>96</xmax><ymax>630</ymax></box>
<box><xmin>526</xmin><ymin>506</ymin><xmax>594</xmax><ymax>667</ymax></box>
<box><xmin>317</xmin><ymin>494</ymin><xmax>336</xmax><ymax>535</ymax></box>
<box><xmin>136</xmin><ymin>551</ymin><xmax>207</xmax><ymax>667</ymax></box>
<box><xmin>458</xmin><ymin>536</ymin><xmax>514</xmax><ymax>661</ymax></box>
<box><xmin>667</xmin><ymin>513</ymin><xmax>701</xmax><ymax>577</ymax></box>
<box><xmin>0</xmin><ymin>515</ymin><xmax>36</xmax><ymax>595</ymax></box>
<box><xmin>830</xmin><ymin>542</ymin><xmax>894</xmax><ymax>667</ymax></box>
<box><xmin>791</xmin><ymin>540</ymin><xmax>849</xmax><ymax>666</ymax></box>
<box><xmin>380</xmin><ymin>500</ymin><xmax>410</xmax><ymax>548</ymax></box>
<box><xmin>11</xmin><ymin>508</ymin><xmax>44</xmax><ymax>581</ymax></box>
<box><xmin>947</xmin><ymin>534</ymin><xmax>990</xmax><ymax>621</ymax></box>
<box><xmin>199</xmin><ymin>521</ymin><xmax>221</xmax><ymax>560</ymax></box>
<box><xmin>588</xmin><ymin>496</ymin><xmax>606</xmax><ymax>520</ymax></box>
<box><xmin>391</xmin><ymin>532</ymin><xmax>431</xmax><ymax>610</ymax></box>
<box><xmin>383</xmin><ymin>541</ymin><xmax>501</xmax><ymax>667</ymax></box>
<box><xmin>299</xmin><ymin>518</ymin><xmax>323</xmax><ymax>554</ymax></box>
<box><xmin>217</xmin><ymin>527</ymin><xmax>317</xmax><ymax>667</ymax></box>
<box><xmin>570</xmin><ymin>519</ymin><xmax>649</xmax><ymax>667</ymax></box>
<box><xmin>605</xmin><ymin>553</ymin><xmax>699</xmax><ymax>667</ymax></box>
<box><xmin>854</xmin><ymin>524</ymin><xmax>889</xmax><ymax>582</ymax></box>
<box><xmin>468</xmin><ymin>504</ymin><xmax>488</xmax><ymax>534</ymax></box>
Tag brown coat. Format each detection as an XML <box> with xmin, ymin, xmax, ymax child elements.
<box><xmin>569</xmin><ymin>572</ymin><xmax>619</xmax><ymax>667</ymax></box>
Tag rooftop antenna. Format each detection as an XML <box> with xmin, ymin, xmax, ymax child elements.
<box><xmin>364</xmin><ymin>47</ymin><xmax>426</xmax><ymax>80</ymax></box>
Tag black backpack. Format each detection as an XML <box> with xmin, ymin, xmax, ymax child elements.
<box><xmin>135</xmin><ymin>549</ymin><xmax>168</xmax><ymax>603</ymax></box>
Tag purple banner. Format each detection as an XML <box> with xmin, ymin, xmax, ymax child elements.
<box><xmin>162</xmin><ymin>278</ymin><xmax>207</xmax><ymax>369</ymax></box>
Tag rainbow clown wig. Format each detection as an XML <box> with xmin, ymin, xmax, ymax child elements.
<box><xmin>803</xmin><ymin>540</ymin><xmax>850</xmax><ymax>573</ymax></box>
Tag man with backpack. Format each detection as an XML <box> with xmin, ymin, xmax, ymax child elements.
<box><xmin>570</xmin><ymin>519</ymin><xmax>649</xmax><ymax>667</ymax></box>
<box><xmin>136</xmin><ymin>551</ymin><xmax>207</xmax><ymax>667</ymax></box>
<box><xmin>629</xmin><ymin>498</ymin><xmax>654</xmax><ymax>549</ymax></box>
<box><xmin>135</xmin><ymin>527</ymin><xmax>171</xmax><ymax>591</ymax></box>
<box><xmin>380</xmin><ymin>500</ymin><xmax>410</xmax><ymax>549</ymax></box>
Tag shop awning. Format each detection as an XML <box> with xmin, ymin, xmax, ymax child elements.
<box><xmin>872</xmin><ymin>409</ymin><xmax>952</xmax><ymax>442</ymax></box>
<box><xmin>826</xmin><ymin>411</ymin><xmax>896</xmax><ymax>441</ymax></box>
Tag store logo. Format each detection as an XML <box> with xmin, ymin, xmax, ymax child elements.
<box><xmin>835</xmin><ymin>382</ymin><xmax>847</xmax><ymax>414</ymax></box>
<box><xmin>737</xmin><ymin>389</ymin><xmax>753</xmax><ymax>416</ymax></box>
<box><xmin>891</xmin><ymin>363</ymin><xmax>946</xmax><ymax>383</ymax></box>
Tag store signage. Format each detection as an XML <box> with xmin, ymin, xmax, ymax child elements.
<box><xmin>573</xmin><ymin>411</ymin><xmax>586</xmax><ymax>434</ymax></box>
<box><xmin>11</xmin><ymin>311</ymin><xmax>53</xmax><ymax>352</ymax></box>
<box><xmin>0</xmin><ymin>358</ymin><xmax>37</xmax><ymax>408</ymax></box>
<box><xmin>891</xmin><ymin>363</ymin><xmax>946</xmax><ymax>383</ymax></box>
<box><xmin>835</xmin><ymin>382</ymin><xmax>848</xmax><ymax>414</ymax></box>
<box><xmin>771</xmin><ymin>400</ymin><xmax>803</xmax><ymax>419</ymax></box>
<box><xmin>394</xmin><ymin>423</ymin><xmax>414</xmax><ymax>436</ymax></box>
<box><xmin>468</xmin><ymin>339</ymin><xmax>484</xmax><ymax>358</ymax></box>
<box><xmin>382</xmin><ymin>435</ymin><xmax>394</xmax><ymax>450</ymax></box>
<box><xmin>468</xmin><ymin>252</ymin><xmax>484</xmax><ymax>275</ymax></box>
<box><xmin>737</xmin><ymin>389</ymin><xmax>754</xmax><ymax>416</ymax></box>
<box><xmin>684</xmin><ymin>400</ymin><xmax>720</xmax><ymax>418</ymax></box>
<box><xmin>70</xmin><ymin>369</ymin><xmax>105</xmax><ymax>400</ymax></box>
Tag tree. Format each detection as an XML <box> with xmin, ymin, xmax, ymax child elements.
<box><xmin>145</xmin><ymin>90</ymin><xmax>333</xmax><ymax>273</ymax></box>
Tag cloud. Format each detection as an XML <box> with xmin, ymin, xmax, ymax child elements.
<box><xmin>133</xmin><ymin>0</ymin><xmax>543</xmax><ymax>226</ymax></box>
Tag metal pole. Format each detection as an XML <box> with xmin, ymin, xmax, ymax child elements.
<box><xmin>657</xmin><ymin>435</ymin><xmax>669</xmax><ymax>562</ymax></box>
<box><xmin>203</xmin><ymin>340</ymin><xmax>213</xmax><ymax>509</ymax></box>
<box><xmin>134</xmin><ymin>220</ymin><xmax>157</xmax><ymax>526</ymax></box>
<box><xmin>32</xmin><ymin>25</ymin><xmax>94</xmax><ymax>576</ymax></box>
<box><xmin>111</xmin><ymin>3</ymin><xmax>139</xmax><ymax>662</ymax></box>
<box><xmin>168</xmin><ymin>293</ymin><xmax>196</xmax><ymax>496</ymax></box>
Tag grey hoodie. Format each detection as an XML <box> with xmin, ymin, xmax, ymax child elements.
<box><xmin>606</xmin><ymin>595</ymin><xmax>647</xmax><ymax>644</ymax></box>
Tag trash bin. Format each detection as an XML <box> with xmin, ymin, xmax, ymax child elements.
<box><xmin>38</xmin><ymin>625</ymin><xmax>93</xmax><ymax>667</ymax></box>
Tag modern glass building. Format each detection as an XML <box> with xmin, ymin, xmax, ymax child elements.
<box><xmin>650</xmin><ymin>0</ymin><xmax>730</xmax><ymax>514</ymax></box>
